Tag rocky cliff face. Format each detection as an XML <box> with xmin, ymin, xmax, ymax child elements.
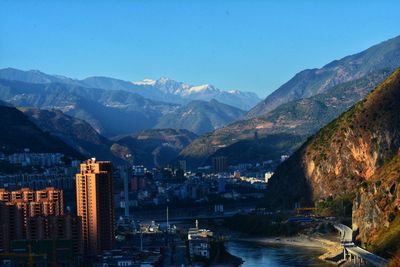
<box><xmin>300</xmin><ymin>69</ymin><xmax>400</xmax><ymax>200</ymax></box>
<box><xmin>352</xmin><ymin>152</ymin><xmax>400</xmax><ymax>256</ymax></box>
<box><xmin>266</xmin><ymin>69</ymin><xmax>400</xmax><ymax>257</ymax></box>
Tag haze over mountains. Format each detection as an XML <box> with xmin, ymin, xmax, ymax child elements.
<box><xmin>0</xmin><ymin>69</ymin><xmax>247</xmax><ymax>167</ymax></box>
<box><xmin>90</xmin><ymin>76</ymin><xmax>261</xmax><ymax>111</ymax></box>
<box><xmin>21</xmin><ymin>108</ymin><xmax>124</xmax><ymax>163</ymax></box>
<box><xmin>0</xmin><ymin>105</ymin><xmax>82</xmax><ymax>158</ymax></box>
<box><xmin>0</xmin><ymin>68</ymin><xmax>260</xmax><ymax>111</ymax></box>
<box><xmin>155</xmin><ymin>99</ymin><xmax>244</xmax><ymax>134</ymax></box>
<box><xmin>246</xmin><ymin>35</ymin><xmax>400</xmax><ymax>118</ymax></box>
<box><xmin>114</xmin><ymin>129</ymin><xmax>198</xmax><ymax>168</ymax></box>
<box><xmin>180</xmin><ymin>35</ymin><xmax>400</xmax><ymax>167</ymax></box>
<box><xmin>0</xmin><ymin>73</ymin><xmax>245</xmax><ymax>136</ymax></box>
<box><xmin>0</xmin><ymin>35</ymin><xmax>400</xmax><ymax>170</ymax></box>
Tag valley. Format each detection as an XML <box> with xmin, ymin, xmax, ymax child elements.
<box><xmin>1</xmin><ymin>9</ymin><xmax>400</xmax><ymax>264</ymax></box>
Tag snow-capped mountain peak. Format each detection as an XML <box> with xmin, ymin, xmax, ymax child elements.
<box><xmin>131</xmin><ymin>77</ymin><xmax>260</xmax><ymax>110</ymax></box>
<box><xmin>0</xmin><ymin>68</ymin><xmax>260</xmax><ymax>110</ymax></box>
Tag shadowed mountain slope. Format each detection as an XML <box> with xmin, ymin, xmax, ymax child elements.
<box><xmin>247</xmin><ymin>35</ymin><xmax>400</xmax><ymax>118</ymax></box>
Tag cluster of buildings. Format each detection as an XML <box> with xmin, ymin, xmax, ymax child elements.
<box><xmin>0</xmin><ymin>150</ymin><xmax>65</xmax><ymax>167</ymax></box>
<box><xmin>0</xmin><ymin>158</ymin><xmax>115</xmax><ymax>265</ymax></box>
<box><xmin>0</xmin><ymin>149</ymin><xmax>81</xmax><ymax>192</ymax></box>
<box><xmin>117</xmin><ymin>158</ymin><xmax>277</xmax><ymax>212</ymax></box>
<box><xmin>117</xmin><ymin>165</ymin><xmax>212</xmax><ymax>210</ymax></box>
<box><xmin>0</xmin><ymin>187</ymin><xmax>82</xmax><ymax>264</ymax></box>
<box><xmin>0</xmin><ymin>165</ymin><xmax>79</xmax><ymax>191</ymax></box>
<box><xmin>0</xmin><ymin>147</ymin><xmax>289</xmax><ymax>266</ymax></box>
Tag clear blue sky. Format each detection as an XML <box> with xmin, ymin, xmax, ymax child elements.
<box><xmin>1</xmin><ymin>0</ymin><xmax>399</xmax><ymax>97</ymax></box>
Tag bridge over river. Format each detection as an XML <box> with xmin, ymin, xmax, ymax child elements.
<box><xmin>334</xmin><ymin>224</ymin><xmax>388</xmax><ymax>267</ymax></box>
<box><xmin>131</xmin><ymin>202</ymin><xmax>257</xmax><ymax>222</ymax></box>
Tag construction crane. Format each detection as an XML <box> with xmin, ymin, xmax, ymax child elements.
<box><xmin>0</xmin><ymin>244</ymin><xmax>45</xmax><ymax>267</ymax></box>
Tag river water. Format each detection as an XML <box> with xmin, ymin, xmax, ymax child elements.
<box><xmin>225</xmin><ymin>241</ymin><xmax>330</xmax><ymax>267</ymax></box>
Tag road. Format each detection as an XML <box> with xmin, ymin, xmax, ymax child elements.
<box><xmin>334</xmin><ymin>223</ymin><xmax>388</xmax><ymax>267</ymax></box>
<box><xmin>333</xmin><ymin>224</ymin><xmax>353</xmax><ymax>244</ymax></box>
<box><xmin>346</xmin><ymin>246</ymin><xmax>389</xmax><ymax>267</ymax></box>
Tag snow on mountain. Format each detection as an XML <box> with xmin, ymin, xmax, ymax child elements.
<box><xmin>132</xmin><ymin>77</ymin><xmax>261</xmax><ymax>110</ymax></box>
<box><xmin>0</xmin><ymin>68</ymin><xmax>261</xmax><ymax>111</ymax></box>
<box><xmin>132</xmin><ymin>79</ymin><xmax>156</xmax><ymax>86</ymax></box>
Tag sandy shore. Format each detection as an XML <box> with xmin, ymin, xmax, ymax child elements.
<box><xmin>234</xmin><ymin>234</ymin><xmax>343</xmax><ymax>264</ymax></box>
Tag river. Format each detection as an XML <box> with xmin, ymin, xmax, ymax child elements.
<box><xmin>225</xmin><ymin>240</ymin><xmax>330</xmax><ymax>267</ymax></box>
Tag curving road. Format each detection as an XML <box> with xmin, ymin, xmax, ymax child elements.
<box><xmin>333</xmin><ymin>223</ymin><xmax>353</xmax><ymax>243</ymax></box>
<box><xmin>346</xmin><ymin>246</ymin><xmax>389</xmax><ymax>267</ymax></box>
<box><xmin>334</xmin><ymin>223</ymin><xmax>388</xmax><ymax>267</ymax></box>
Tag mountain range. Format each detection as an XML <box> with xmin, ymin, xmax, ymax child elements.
<box><xmin>1</xmin><ymin>35</ymin><xmax>400</xmax><ymax>170</ymax></box>
<box><xmin>0</xmin><ymin>77</ymin><xmax>244</xmax><ymax>136</ymax></box>
<box><xmin>0</xmin><ymin>68</ymin><xmax>260</xmax><ymax>110</ymax></box>
<box><xmin>1</xmin><ymin>30</ymin><xmax>400</xmax><ymax>264</ymax></box>
<box><xmin>246</xmin><ymin>35</ymin><xmax>400</xmax><ymax>118</ymax></box>
<box><xmin>180</xmin><ymin>35</ymin><xmax>400</xmax><ymax>168</ymax></box>
<box><xmin>0</xmin><ymin>69</ymin><xmax>244</xmax><ymax>166</ymax></box>
<box><xmin>18</xmin><ymin>107</ymin><xmax>198</xmax><ymax>168</ymax></box>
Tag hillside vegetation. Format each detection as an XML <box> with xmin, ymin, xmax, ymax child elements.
<box><xmin>265</xmin><ymin>68</ymin><xmax>400</xmax><ymax>258</ymax></box>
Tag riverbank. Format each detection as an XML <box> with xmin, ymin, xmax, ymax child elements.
<box><xmin>234</xmin><ymin>233</ymin><xmax>343</xmax><ymax>265</ymax></box>
<box><xmin>210</xmin><ymin>241</ymin><xmax>244</xmax><ymax>267</ymax></box>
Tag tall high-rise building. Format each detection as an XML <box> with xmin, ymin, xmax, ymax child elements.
<box><xmin>179</xmin><ymin>160</ymin><xmax>187</xmax><ymax>172</ymax></box>
<box><xmin>76</xmin><ymin>158</ymin><xmax>114</xmax><ymax>257</ymax></box>
<box><xmin>212</xmin><ymin>156</ymin><xmax>228</xmax><ymax>173</ymax></box>
<box><xmin>119</xmin><ymin>165</ymin><xmax>132</xmax><ymax>217</ymax></box>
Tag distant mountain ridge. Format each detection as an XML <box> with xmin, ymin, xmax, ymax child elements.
<box><xmin>130</xmin><ymin>77</ymin><xmax>260</xmax><ymax>110</ymax></box>
<box><xmin>179</xmin><ymin>35</ymin><xmax>400</xmax><ymax>168</ymax></box>
<box><xmin>21</xmin><ymin>108</ymin><xmax>125</xmax><ymax>163</ymax></box>
<box><xmin>113</xmin><ymin>129</ymin><xmax>198</xmax><ymax>168</ymax></box>
<box><xmin>0</xmin><ymin>68</ymin><xmax>260</xmax><ymax>110</ymax></box>
<box><xmin>0</xmin><ymin>78</ymin><xmax>243</xmax><ymax>136</ymax></box>
<box><xmin>20</xmin><ymin>108</ymin><xmax>198</xmax><ymax>167</ymax></box>
<box><xmin>0</xmin><ymin>78</ymin><xmax>178</xmax><ymax>137</ymax></box>
<box><xmin>155</xmin><ymin>99</ymin><xmax>244</xmax><ymax>134</ymax></box>
<box><xmin>247</xmin><ymin>35</ymin><xmax>400</xmax><ymax>118</ymax></box>
<box><xmin>179</xmin><ymin>70</ymin><xmax>391</xmax><ymax>167</ymax></box>
<box><xmin>0</xmin><ymin>104</ymin><xmax>82</xmax><ymax>158</ymax></box>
